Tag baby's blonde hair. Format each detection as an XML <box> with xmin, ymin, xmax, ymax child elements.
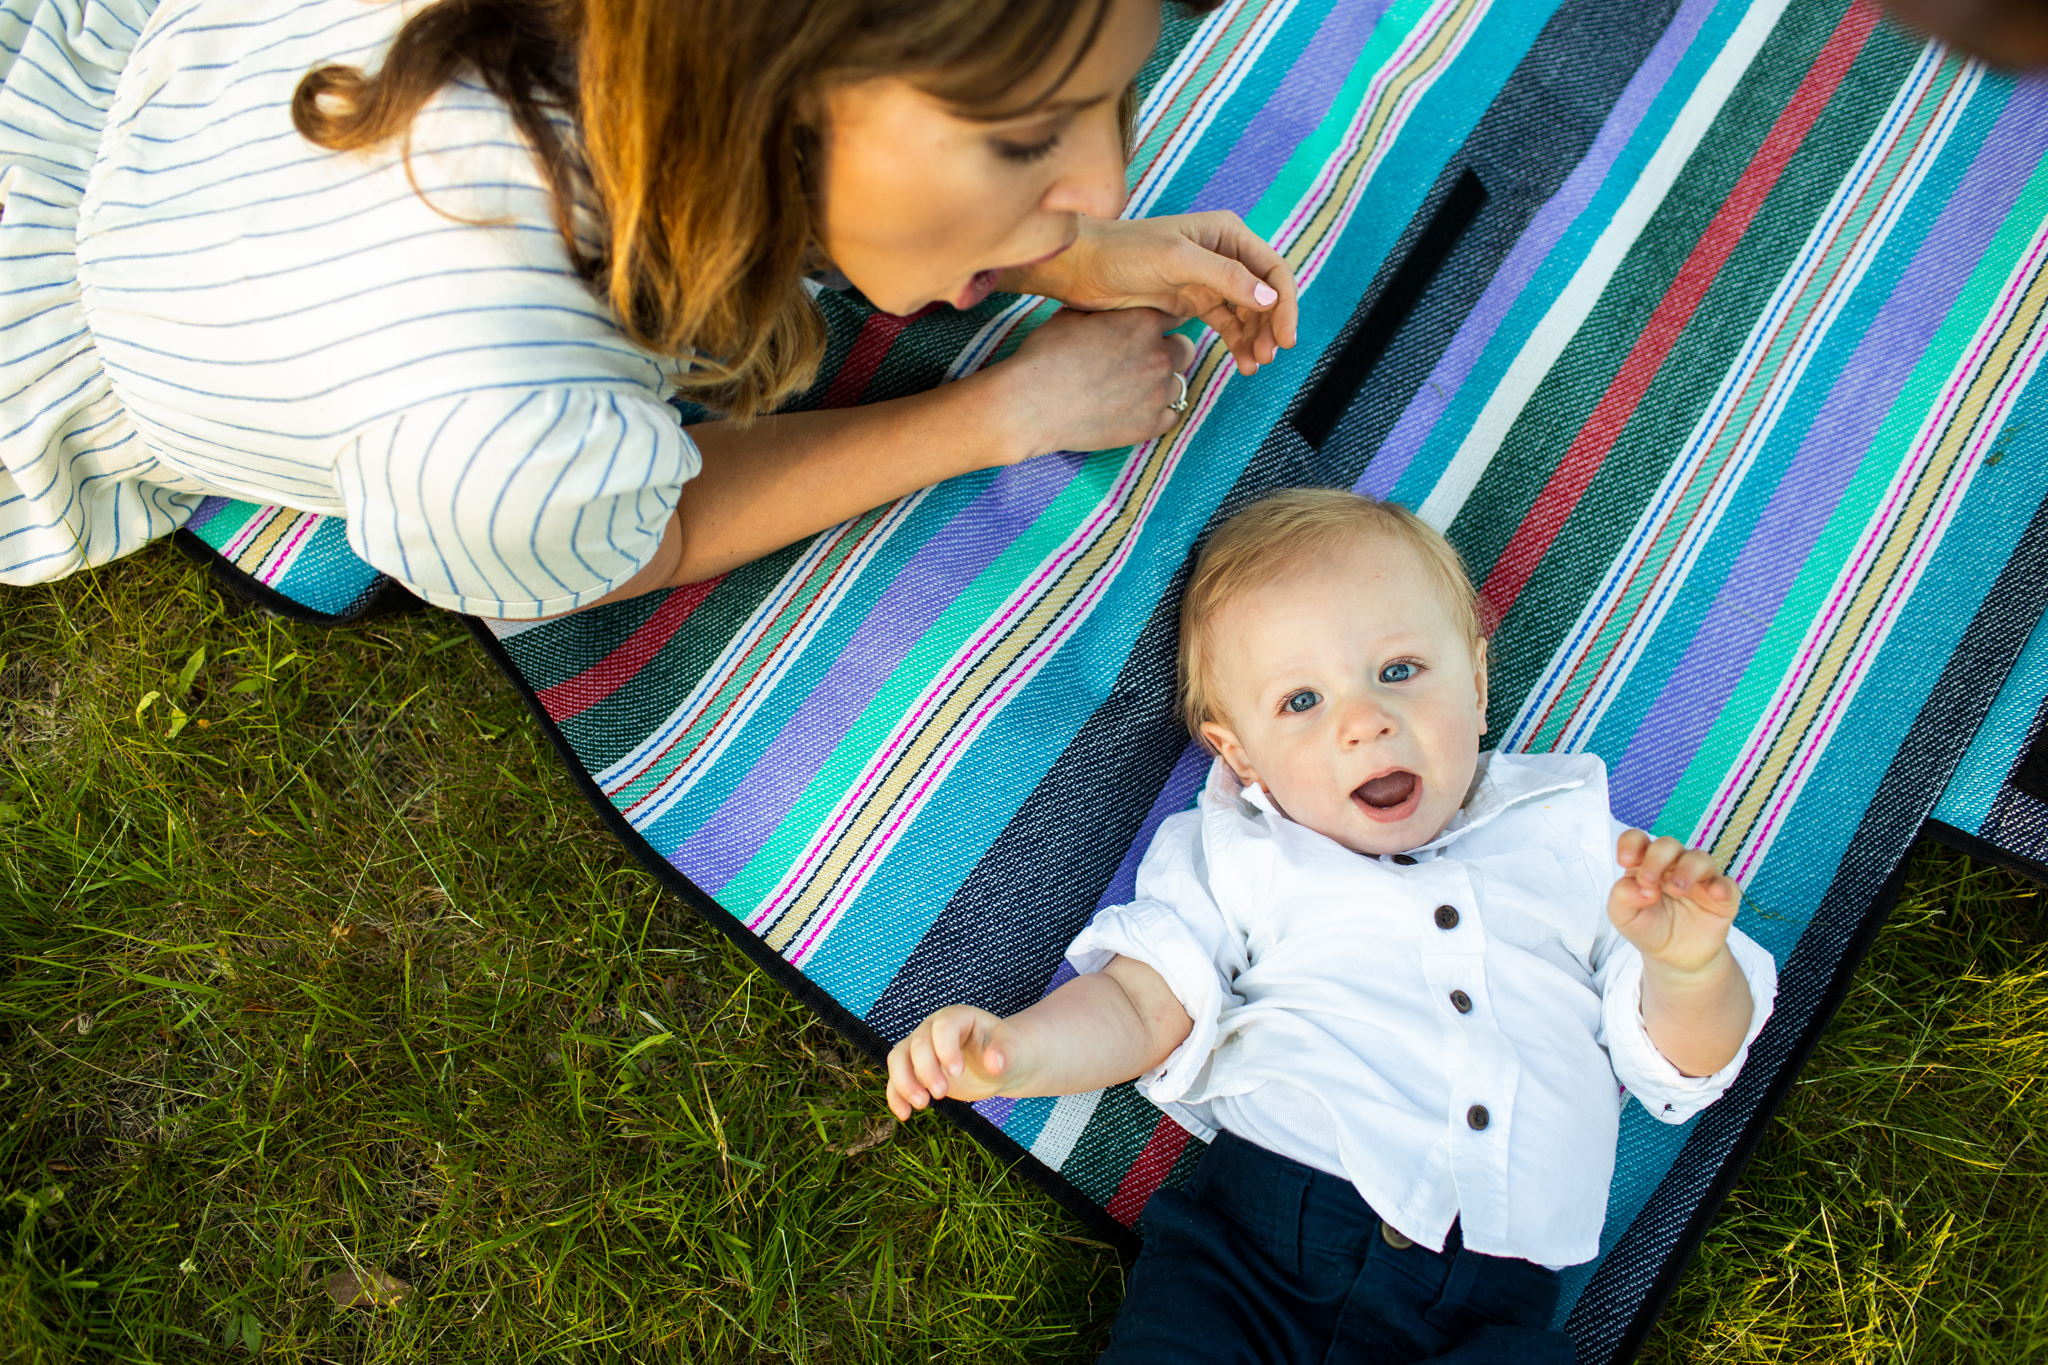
<box><xmin>1178</xmin><ymin>489</ymin><xmax>1485</xmax><ymax>746</ymax></box>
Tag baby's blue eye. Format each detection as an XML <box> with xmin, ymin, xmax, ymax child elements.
<box><xmin>1379</xmin><ymin>662</ymin><xmax>1416</xmax><ymax>684</ymax></box>
<box><xmin>1284</xmin><ymin>690</ymin><xmax>1320</xmax><ymax>714</ymax></box>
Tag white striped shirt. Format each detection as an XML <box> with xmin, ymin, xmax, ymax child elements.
<box><xmin>0</xmin><ymin>0</ymin><xmax>698</xmax><ymax>615</ymax></box>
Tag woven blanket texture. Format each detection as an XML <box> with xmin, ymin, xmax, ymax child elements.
<box><xmin>174</xmin><ymin>0</ymin><xmax>2048</xmax><ymax>1357</ymax></box>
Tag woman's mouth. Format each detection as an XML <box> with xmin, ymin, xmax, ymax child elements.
<box><xmin>1352</xmin><ymin>771</ymin><xmax>1421</xmax><ymax>824</ymax></box>
<box><xmin>949</xmin><ymin>241</ymin><xmax>1075</xmax><ymax>311</ymax></box>
<box><xmin>952</xmin><ymin>269</ymin><xmax>1004</xmax><ymax>311</ymax></box>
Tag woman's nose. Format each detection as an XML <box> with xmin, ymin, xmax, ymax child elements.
<box><xmin>1040</xmin><ymin>111</ymin><xmax>1128</xmax><ymax>220</ymax></box>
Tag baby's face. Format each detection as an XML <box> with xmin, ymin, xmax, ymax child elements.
<box><xmin>1199</xmin><ymin>533</ymin><xmax>1487</xmax><ymax>857</ymax></box>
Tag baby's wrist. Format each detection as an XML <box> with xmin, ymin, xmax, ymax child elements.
<box><xmin>1640</xmin><ymin>941</ymin><xmax>1736</xmax><ymax>991</ymax></box>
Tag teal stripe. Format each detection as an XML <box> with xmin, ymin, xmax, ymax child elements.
<box><xmin>1579</xmin><ymin>76</ymin><xmax>2010</xmax><ymax>775</ymax></box>
<box><xmin>804</xmin><ymin>0</ymin><xmax>1561</xmax><ymax>1013</ymax></box>
<box><xmin>1388</xmin><ymin>0</ymin><xmax>1760</xmax><ymax>510</ymax></box>
<box><xmin>999</xmin><ymin>1095</ymin><xmax>1058</xmax><ymax>1152</ymax></box>
<box><xmin>629</xmin><ymin>466</ymin><xmax>1014</xmax><ymax>857</ymax></box>
<box><xmin>1931</xmin><ymin>598</ymin><xmax>2048</xmax><ymax>834</ymax></box>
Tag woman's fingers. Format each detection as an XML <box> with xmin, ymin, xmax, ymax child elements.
<box><xmin>1002</xmin><ymin>308</ymin><xmax>1203</xmax><ymax>456</ymax></box>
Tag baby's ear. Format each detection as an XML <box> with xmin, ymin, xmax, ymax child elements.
<box><xmin>1199</xmin><ymin>721</ymin><xmax>1260</xmax><ymax>787</ymax></box>
<box><xmin>1473</xmin><ymin>637</ymin><xmax>1491</xmax><ymax>735</ymax></box>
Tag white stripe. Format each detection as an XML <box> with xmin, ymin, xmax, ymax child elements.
<box><xmin>1028</xmin><ymin>1089</ymin><xmax>1104</xmax><ymax>1170</ymax></box>
<box><xmin>1415</xmin><ymin>0</ymin><xmax>1794</xmax><ymax>531</ymax></box>
<box><xmin>1503</xmin><ymin>46</ymin><xmax>1976</xmax><ymax>754</ymax></box>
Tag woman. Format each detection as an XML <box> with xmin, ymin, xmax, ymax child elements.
<box><xmin>0</xmin><ymin>0</ymin><xmax>1297</xmax><ymax>618</ymax></box>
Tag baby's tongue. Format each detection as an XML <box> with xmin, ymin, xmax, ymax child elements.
<box><xmin>1357</xmin><ymin>771</ymin><xmax>1418</xmax><ymax>808</ymax></box>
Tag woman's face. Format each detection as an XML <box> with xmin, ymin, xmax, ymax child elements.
<box><xmin>1882</xmin><ymin>0</ymin><xmax>2048</xmax><ymax>69</ymax></box>
<box><xmin>818</xmin><ymin>0</ymin><xmax>1160</xmax><ymax>316</ymax></box>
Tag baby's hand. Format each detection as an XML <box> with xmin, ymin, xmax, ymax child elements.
<box><xmin>1608</xmin><ymin>830</ymin><xmax>1740</xmax><ymax>976</ymax></box>
<box><xmin>884</xmin><ymin>1005</ymin><xmax>1022</xmax><ymax>1121</ymax></box>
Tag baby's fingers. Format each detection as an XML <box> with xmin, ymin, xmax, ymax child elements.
<box><xmin>1629</xmin><ymin>834</ymin><xmax>1687</xmax><ymax>890</ymax></box>
<box><xmin>884</xmin><ymin>1040</ymin><xmax>927</xmax><ymax>1120</ymax></box>
<box><xmin>1670</xmin><ymin>852</ymin><xmax>1739</xmax><ymax>918</ymax></box>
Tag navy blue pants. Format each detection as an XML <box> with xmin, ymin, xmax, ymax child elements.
<box><xmin>1102</xmin><ymin>1132</ymin><xmax>1577</xmax><ymax>1365</ymax></box>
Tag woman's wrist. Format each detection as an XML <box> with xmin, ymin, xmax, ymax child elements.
<box><xmin>952</xmin><ymin>362</ymin><xmax>1045</xmax><ymax>468</ymax></box>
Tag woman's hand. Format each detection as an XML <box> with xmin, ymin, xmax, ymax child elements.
<box><xmin>987</xmin><ymin>306</ymin><xmax>1198</xmax><ymax>461</ymax></box>
<box><xmin>1001</xmin><ymin>213</ymin><xmax>1299</xmax><ymax>377</ymax></box>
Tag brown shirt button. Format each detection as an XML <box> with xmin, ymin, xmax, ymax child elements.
<box><xmin>1433</xmin><ymin>905</ymin><xmax>1459</xmax><ymax>930</ymax></box>
<box><xmin>1467</xmin><ymin>1104</ymin><xmax>1490</xmax><ymax>1131</ymax></box>
<box><xmin>1392</xmin><ymin>854</ymin><xmax>1418</xmax><ymax>866</ymax></box>
<box><xmin>1450</xmin><ymin>990</ymin><xmax>1472</xmax><ymax>1014</ymax></box>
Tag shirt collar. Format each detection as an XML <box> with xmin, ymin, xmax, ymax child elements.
<box><xmin>1207</xmin><ymin>751</ymin><xmax>1586</xmax><ymax>857</ymax></box>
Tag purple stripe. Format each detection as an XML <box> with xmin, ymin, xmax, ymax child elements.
<box><xmin>671</xmin><ymin>453</ymin><xmax>1086</xmax><ymax>890</ymax></box>
<box><xmin>974</xmin><ymin>1096</ymin><xmax>1018</xmax><ymax>1126</ymax></box>
<box><xmin>1093</xmin><ymin>740</ymin><xmax>1212</xmax><ymax>914</ymax></box>
<box><xmin>1190</xmin><ymin>0</ymin><xmax>1389</xmax><ymax>216</ymax></box>
<box><xmin>183</xmin><ymin>494</ymin><xmax>233</xmax><ymax>535</ymax></box>
<box><xmin>1358</xmin><ymin>0</ymin><xmax>1718</xmax><ymax>499</ymax></box>
<box><xmin>1608</xmin><ymin>83</ymin><xmax>2048</xmax><ymax>825</ymax></box>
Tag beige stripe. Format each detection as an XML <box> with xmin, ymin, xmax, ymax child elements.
<box><xmin>1281</xmin><ymin>0</ymin><xmax>1485</xmax><ymax>271</ymax></box>
<box><xmin>763</xmin><ymin>347</ymin><xmax>1233</xmax><ymax>952</ymax></box>
<box><xmin>1706</xmin><ymin>241</ymin><xmax>2048</xmax><ymax>867</ymax></box>
<box><xmin>231</xmin><ymin>508</ymin><xmax>308</xmax><ymax>572</ymax></box>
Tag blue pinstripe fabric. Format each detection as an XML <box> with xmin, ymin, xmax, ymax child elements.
<box><xmin>0</xmin><ymin>0</ymin><xmax>697</xmax><ymax>616</ymax></box>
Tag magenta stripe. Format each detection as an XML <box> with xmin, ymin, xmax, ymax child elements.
<box><xmin>1606</xmin><ymin>84</ymin><xmax>2048</xmax><ymax>827</ymax></box>
<box><xmin>1190</xmin><ymin>0</ymin><xmax>1390</xmax><ymax>216</ymax></box>
<box><xmin>788</xmin><ymin>419</ymin><xmax>1199</xmax><ymax>961</ymax></box>
<box><xmin>1358</xmin><ymin>0</ymin><xmax>1718</xmax><ymax>499</ymax></box>
<box><xmin>746</xmin><ymin>442</ymin><xmax>1158</xmax><ymax>935</ymax></box>
<box><xmin>258</xmin><ymin>512</ymin><xmax>320</xmax><ymax>585</ymax></box>
<box><xmin>671</xmin><ymin>453</ymin><xmax>1084</xmax><ymax>890</ymax></box>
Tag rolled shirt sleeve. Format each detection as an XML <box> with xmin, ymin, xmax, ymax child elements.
<box><xmin>1065</xmin><ymin>809</ymin><xmax>1250</xmax><ymax>1105</ymax></box>
<box><xmin>1596</xmin><ymin>924</ymin><xmax>1778</xmax><ymax>1124</ymax></box>
<box><xmin>336</xmin><ymin>385</ymin><xmax>698</xmax><ymax>618</ymax></box>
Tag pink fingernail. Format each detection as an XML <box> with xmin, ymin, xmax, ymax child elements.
<box><xmin>1254</xmin><ymin>283</ymin><xmax>1279</xmax><ymax>307</ymax></box>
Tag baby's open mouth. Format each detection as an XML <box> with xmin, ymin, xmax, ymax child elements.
<box><xmin>1353</xmin><ymin>770</ymin><xmax>1419</xmax><ymax>811</ymax></box>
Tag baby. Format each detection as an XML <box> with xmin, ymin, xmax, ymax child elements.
<box><xmin>886</xmin><ymin>490</ymin><xmax>1777</xmax><ymax>1364</ymax></box>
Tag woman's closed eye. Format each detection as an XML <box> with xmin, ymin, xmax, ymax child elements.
<box><xmin>1282</xmin><ymin>689</ymin><xmax>1321</xmax><ymax>714</ymax></box>
<box><xmin>992</xmin><ymin>132</ymin><xmax>1061</xmax><ymax>164</ymax></box>
<box><xmin>1378</xmin><ymin>662</ymin><xmax>1417</xmax><ymax>684</ymax></box>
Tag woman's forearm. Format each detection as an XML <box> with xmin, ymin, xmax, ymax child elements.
<box><xmin>549</xmin><ymin>306</ymin><xmax>1195</xmax><ymax>617</ymax></box>
<box><xmin>670</xmin><ymin>368</ymin><xmax>1029</xmax><ymax>584</ymax></box>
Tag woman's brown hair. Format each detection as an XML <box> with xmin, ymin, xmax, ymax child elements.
<box><xmin>292</xmin><ymin>0</ymin><xmax>1129</xmax><ymax>421</ymax></box>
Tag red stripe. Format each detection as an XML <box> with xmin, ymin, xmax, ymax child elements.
<box><xmin>819</xmin><ymin>304</ymin><xmax>940</xmax><ymax>410</ymax></box>
<box><xmin>534</xmin><ymin>575</ymin><xmax>724</xmax><ymax>722</ymax></box>
<box><xmin>1106</xmin><ymin>1114</ymin><xmax>1194</xmax><ymax>1228</ymax></box>
<box><xmin>1478</xmin><ymin>1</ymin><xmax>1880</xmax><ymax>621</ymax></box>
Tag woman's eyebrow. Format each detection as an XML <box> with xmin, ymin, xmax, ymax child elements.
<box><xmin>968</xmin><ymin>90</ymin><xmax>1113</xmax><ymax>125</ymax></box>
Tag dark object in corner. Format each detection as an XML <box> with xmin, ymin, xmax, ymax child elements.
<box><xmin>1291</xmin><ymin>169</ymin><xmax>1489</xmax><ymax>451</ymax></box>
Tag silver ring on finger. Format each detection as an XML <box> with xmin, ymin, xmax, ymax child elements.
<box><xmin>1168</xmin><ymin>372</ymin><xmax>1190</xmax><ymax>414</ymax></box>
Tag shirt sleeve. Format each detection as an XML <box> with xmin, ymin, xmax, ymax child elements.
<box><xmin>1064</xmin><ymin>810</ymin><xmax>1249</xmax><ymax>1103</ymax></box>
<box><xmin>1596</xmin><ymin>924</ymin><xmax>1778</xmax><ymax>1124</ymax></box>
<box><xmin>335</xmin><ymin>386</ymin><xmax>699</xmax><ymax>618</ymax></box>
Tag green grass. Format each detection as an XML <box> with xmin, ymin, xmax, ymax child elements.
<box><xmin>3</xmin><ymin>545</ymin><xmax>2046</xmax><ymax>1362</ymax></box>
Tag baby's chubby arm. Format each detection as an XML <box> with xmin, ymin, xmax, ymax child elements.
<box><xmin>885</xmin><ymin>956</ymin><xmax>1194</xmax><ymax>1122</ymax></box>
<box><xmin>1608</xmin><ymin>831</ymin><xmax>1756</xmax><ymax>1078</ymax></box>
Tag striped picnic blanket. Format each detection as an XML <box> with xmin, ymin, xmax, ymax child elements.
<box><xmin>1929</xmin><ymin>610</ymin><xmax>2048</xmax><ymax>880</ymax></box>
<box><xmin>181</xmin><ymin>0</ymin><xmax>2048</xmax><ymax>1356</ymax></box>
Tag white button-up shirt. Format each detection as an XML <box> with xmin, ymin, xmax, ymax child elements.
<box><xmin>1067</xmin><ymin>750</ymin><xmax>1777</xmax><ymax>1268</ymax></box>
